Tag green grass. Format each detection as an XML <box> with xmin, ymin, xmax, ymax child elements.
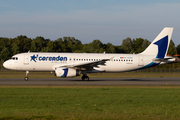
<box><xmin>0</xmin><ymin>86</ymin><xmax>180</xmax><ymax>120</ymax></box>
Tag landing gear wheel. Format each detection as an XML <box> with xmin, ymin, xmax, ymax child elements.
<box><xmin>24</xmin><ymin>77</ymin><xmax>29</xmax><ymax>81</ymax></box>
<box><xmin>24</xmin><ymin>71</ymin><xmax>29</xmax><ymax>81</ymax></box>
<box><xmin>84</xmin><ymin>76</ymin><xmax>89</xmax><ymax>81</ymax></box>
<box><xmin>82</xmin><ymin>76</ymin><xmax>89</xmax><ymax>81</ymax></box>
<box><xmin>81</xmin><ymin>76</ymin><xmax>85</xmax><ymax>81</ymax></box>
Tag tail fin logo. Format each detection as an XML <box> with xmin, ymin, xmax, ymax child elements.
<box><xmin>153</xmin><ymin>35</ymin><xmax>168</xmax><ymax>59</ymax></box>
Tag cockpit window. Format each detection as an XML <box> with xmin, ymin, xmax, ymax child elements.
<box><xmin>10</xmin><ymin>57</ymin><xmax>18</xmax><ymax>60</ymax></box>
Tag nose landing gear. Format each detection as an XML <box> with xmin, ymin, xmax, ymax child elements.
<box><xmin>24</xmin><ymin>71</ymin><xmax>29</xmax><ymax>81</ymax></box>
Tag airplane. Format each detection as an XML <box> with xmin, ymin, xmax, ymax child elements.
<box><xmin>3</xmin><ymin>27</ymin><xmax>176</xmax><ymax>81</ymax></box>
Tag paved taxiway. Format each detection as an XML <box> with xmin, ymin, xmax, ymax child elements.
<box><xmin>0</xmin><ymin>78</ymin><xmax>180</xmax><ymax>85</ymax></box>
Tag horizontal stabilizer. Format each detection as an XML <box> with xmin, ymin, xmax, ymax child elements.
<box><xmin>153</xmin><ymin>57</ymin><xmax>176</xmax><ymax>63</ymax></box>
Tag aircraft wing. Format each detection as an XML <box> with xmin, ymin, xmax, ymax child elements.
<box><xmin>55</xmin><ymin>58</ymin><xmax>112</xmax><ymax>70</ymax></box>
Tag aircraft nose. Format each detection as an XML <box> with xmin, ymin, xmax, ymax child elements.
<box><xmin>3</xmin><ymin>60</ymin><xmax>16</xmax><ymax>70</ymax></box>
<box><xmin>3</xmin><ymin>61</ymin><xmax>8</xmax><ymax>68</ymax></box>
<box><xmin>3</xmin><ymin>60</ymin><xmax>11</xmax><ymax>69</ymax></box>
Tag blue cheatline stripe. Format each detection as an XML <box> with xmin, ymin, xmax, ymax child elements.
<box><xmin>138</xmin><ymin>62</ymin><xmax>160</xmax><ymax>70</ymax></box>
<box><xmin>61</xmin><ymin>68</ymin><xmax>68</xmax><ymax>77</ymax></box>
<box><xmin>154</xmin><ymin>35</ymin><xmax>168</xmax><ymax>59</ymax></box>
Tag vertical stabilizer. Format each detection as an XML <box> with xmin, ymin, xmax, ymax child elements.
<box><xmin>140</xmin><ymin>27</ymin><xmax>173</xmax><ymax>58</ymax></box>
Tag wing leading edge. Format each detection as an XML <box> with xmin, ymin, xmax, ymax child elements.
<box><xmin>54</xmin><ymin>58</ymin><xmax>112</xmax><ymax>71</ymax></box>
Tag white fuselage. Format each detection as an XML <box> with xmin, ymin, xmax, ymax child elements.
<box><xmin>3</xmin><ymin>52</ymin><xmax>158</xmax><ymax>72</ymax></box>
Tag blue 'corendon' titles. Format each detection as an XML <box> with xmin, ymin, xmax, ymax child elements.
<box><xmin>39</xmin><ymin>56</ymin><xmax>67</xmax><ymax>61</ymax></box>
<box><xmin>30</xmin><ymin>54</ymin><xmax>67</xmax><ymax>62</ymax></box>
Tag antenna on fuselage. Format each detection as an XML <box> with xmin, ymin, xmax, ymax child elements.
<box><xmin>28</xmin><ymin>50</ymin><xmax>30</xmax><ymax>53</ymax></box>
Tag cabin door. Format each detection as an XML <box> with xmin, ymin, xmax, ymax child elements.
<box><xmin>24</xmin><ymin>54</ymin><xmax>29</xmax><ymax>65</ymax></box>
<box><xmin>138</xmin><ymin>56</ymin><xmax>144</xmax><ymax>66</ymax></box>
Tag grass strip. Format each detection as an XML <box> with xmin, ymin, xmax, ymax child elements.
<box><xmin>0</xmin><ymin>87</ymin><xmax>180</xmax><ymax>119</ymax></box>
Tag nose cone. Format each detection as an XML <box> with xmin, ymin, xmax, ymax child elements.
<box><xmin>3</xmin><ymin>60</ymin><xmax>17</xmax><ymax>70</ymax></box>
<box><xmin>3</xmin><ymin>61</ymin><xmax>9</xmax><ymax>69</ymax></box>
<box><xmin>3</xmin><ymin>60</ymin><xmax>12</xmax><ymax>69</ymax></box>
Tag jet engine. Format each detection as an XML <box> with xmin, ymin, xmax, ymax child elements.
<box><xmin>55</xmin><ymin>67</ymin><xmax>80</xmax><ymax>77</ymax></box>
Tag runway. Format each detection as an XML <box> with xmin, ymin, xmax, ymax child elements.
<box><xmin>0</xmin><ymin>77</ymin><xmax>180</xmax><ymax>86</ymax></box>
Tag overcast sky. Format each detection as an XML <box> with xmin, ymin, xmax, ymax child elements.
<box><xmin>0</xmin><ymin>0</ymin><xmax>180</xmax><ymax>46</ymax></box>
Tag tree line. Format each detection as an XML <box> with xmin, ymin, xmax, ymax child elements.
<box><xmin>0</xmin><ymin>35</ymin><xmax>179</xmax><ymax>61</ymax></box>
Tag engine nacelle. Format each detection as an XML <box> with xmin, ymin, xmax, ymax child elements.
<box><xmin>55</xmin><ymin>67</ymin><xmax>80</xmax><ymax>77</ymax></box>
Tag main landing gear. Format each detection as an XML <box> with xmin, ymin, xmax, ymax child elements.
<box><xmin>81</xmin><ymin>72</ymin><xmax>89</xmax><ymax>81</ymax></box>
<box><xmin>82</xmin><ymin>75</ymin><xmax>89</xmax><ymax>81</ymax></box>
<box><xmin>24</xmin><ymin>71</ymin><xmax>29</xmax><ymax>81</ymax></box>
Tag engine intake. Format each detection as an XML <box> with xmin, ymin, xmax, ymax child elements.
<box><xmin>55</xmin><ymin>67</ymin><xmax>80</xmax><ymax>77</ymax></box>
